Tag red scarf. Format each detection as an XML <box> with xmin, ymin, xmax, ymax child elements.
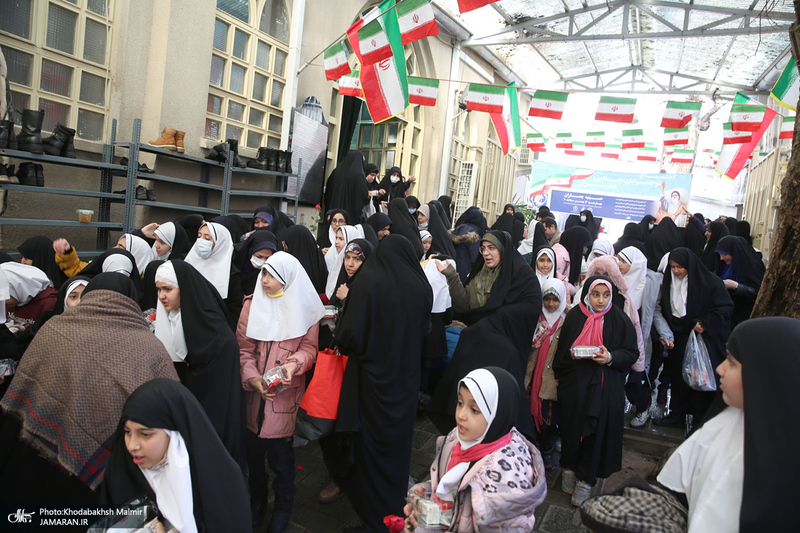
<box><xmin>572</xmin><ymin>293</ymin><xmax>612</xmax><ymax>348</ymax></box>
<box><xmin>530</xmin><ymin>315</ymin><xmax>562</xmax><ymax>430</ymax></box>
<box><xmin>446</xmin><ymin>432</ymin><xmax>513</xmax><ymax>473</ymax></box>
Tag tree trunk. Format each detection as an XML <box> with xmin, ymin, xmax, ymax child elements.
<box><xmin>751</xmin><ymin>15</ymin><xmax>800</xmax><ymax>318</ymax></box>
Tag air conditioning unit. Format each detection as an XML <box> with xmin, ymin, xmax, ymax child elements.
<box><xmin>453</xmin><ymin>161</ymin><xmax>479</xmax><ymax>222</ymax></box>
<box><xmin>518</xmin><ymin>147</ymin><xmax>530</xmax><ymax>165</ymax></box>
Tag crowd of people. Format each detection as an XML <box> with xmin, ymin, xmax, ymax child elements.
<box><xmin>0</xmin><ymin>149</ymin><xmax>796</xmax><ymax>532</ymax></box>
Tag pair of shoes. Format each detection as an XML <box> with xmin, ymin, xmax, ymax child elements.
<box><xmin>16</xmin><ymin>162</ymin><xmax>43</xmax><ymax>186</ymax></box>
<box><xmin>0</xmin><ymin>119</ymin><xmax>18</xmax><ymax>149</ymax></box>
<box><xmin>148</xmin><ymin>128</ymin><xmax>185</xmax><ymax>152</ymax></box>
<box><xmin>247</xmin><ymin>146</ymin><xmax>275</xmax><ymax>170</ymax></box>
<box><xmin>542</xmin><ymin>451</ymin><xmax>554</xmax><ymax>470</ymax></box>
<box><xmin>318</xmin><ymin>479</ymin><xmax>341</xmax><ymax>504</ymax></box>
<box><xmin>630</xmin><ymin>408</ymin><xmax>651</xmax><ymax>428</ymax></box>
<box><xmin>267</xmin><ymin>508</ymin><xmax>292</xmax><ymax>533</ymax></box>
<box><xmin>0</xmin><ymin>164</ymin><xmax>19</xmax><ymax>184</ymax></box>
<box><xmin>276</xmin><ymin>149</ymin><xmax>292</xmax><ymax>173</ymax></box>
<box><xmin>561</xmin><ymin>468</ymin><xmax>576</xmax><ymax>494</ymax></box>
<box><xmin>653</xmin><ymin>413</ymin><xmax>684</xmax><ymax>428</ymax></box>
<box><xmin>571</xmin><ymin>480</ymin><xmax>594</xmax><ymax>507</ymax></box>
<box><xmin>112</xmin><ymin>186</ymin><xmax>155</xmax><ymax>201</ymax></box>
<box><xmin>226</xmin><ymin>138</ymin><xmax>246</xmax><ymax>168</ymax></box>
<box><xmin>17</xmin><ymin>109</ymin><xmax>45</xmax><ymax>154</ymax></box>
<box><xmin>205</xmin><ymin>142</ymin><xmax>228</xmax><ymax>163</ymax></box>
<box><xmin>117</xmin><ymin>157</ymin><xmax>155</xmax><ymax>174</ymax></box>
<box><xmin>42</xmin><ymin>123</ymin><xmax>76</xmax><ymax>158</ymax></box>
<box><xmin>250</xmin><ymin>498</ymin><xmax>267</xmax><ymax>528</ymax></box>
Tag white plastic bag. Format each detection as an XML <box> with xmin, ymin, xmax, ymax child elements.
<box><xmin>682</xmin><ymin>331</ymin><xmax>716</xmax><ymax>392</ymax></box>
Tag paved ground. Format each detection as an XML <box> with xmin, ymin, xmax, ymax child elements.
<box><xmin>255</xmin><ymin>410</ymin><xmax>670</xmax><ymax>533</ymax></box>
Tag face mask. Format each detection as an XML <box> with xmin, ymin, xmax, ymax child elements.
<box><xmin>649</xmin><ymin>224</ymin><xmax>655</xmax><ymax>230</ymax></box>
<box><xmin>390</xmin><ymin>175</ymin><xmax>400</xmax><ymax>184</ymax></box>
<box><xmin>267</xmin><ymin>289</ymin><xmax>284</xmax><ymax>298</ymax></box>
<box><xmin>580</xmin><ymin>215</ymin><xmax>587</xmax><ymax>223</ymax></box>
<box><xmin>408</xmin><ymin>208</ymin><xmax>416</xmax><ymax>215</ymax></box>
<box><xmin>419</xmin><ymin>221</ymin><xmax>429</xmax><ymax>229</ymax></box>
<box><xmin>156</xmin><ymin>251</ymin><xmax>170</xmax><ymax>260</ymax></box>
<box><xmin>194</xmin><ymin>239</ymin><xmax>214</xmax><ymax>259</ymax></box>
<box><xmin>250</xmin><ymin>256</ymin><xmax>266</xmax><ymax>269</ymax></box>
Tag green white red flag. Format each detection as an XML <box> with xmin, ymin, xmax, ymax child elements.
<box><xmin>722</xmin><ymin>123</ymin><xmax>751</xmax><ymax>144</ymax></box>
<box><xmin>527</xmin><ymin>133</ymin><xmax>546</xmax><ymax>152</ymax></box>
<box><xmin>489</xmin><ymin>82</ymin><xmax>521</xmax><ymax>155</ymax></box>
<box><xmin>555</xmin><ymin>132</ymin><xmax>572</xmax><ymax>149</ymax></box>
<box><xmin>730</xmin><ymin>104</ymin><xmax>767</xmax><ymax>132</ymax></box>
<box><xmin>585</xmin><ymin>131</ymin><xmax>605</xmax><ymax>147</ymax></box>
<box><xmin>637</xmin><ymin>145</ymin><xmax>658</xmax><ymax>161</ymax></box>
<box><xmin>621</xmin><ymin>129</ymin><xmax>644</xmax><ymax>149</ymax></box>
<box><xmin>408</xmin><ymin>77</ymin><xmax>438</xmax><ymax>106</ymax></box>
<box><xmin>456</xmin><ymin>0</ymin><xmax>498</xmax><ymax>13</ymax></box>
<box><xmin>346</xmin><ymin>2</ymin><xmax>409</xmax><ymax>124</ymax></box>
<box><xmin>660</xmin><ymin>101</ymin><xmax>702</xmax><ymax>129</ymax></box>
<box><xmin>671</xmin><ymin>149</ymin><xmax>694</xmax><ymax>164</ymax></box>
<box><xmin>465</xmin><ymin>83</ymin><xmax>505</xmax><ymax>114</ymax></box>
<box><xmin>717</xmin><ymin>93</ymin><xmax>776</xmax><ymax>179</ymax></box>
<box><xmin>338</xmin><ymin>71</ymin><xmax>362</xmax><ymax>97</ymax></box>
<box><xmin>358</xmin><ymin>19</ymin><xmax>393</xmax><ymax>66</ymax></box>
<box><xmin>600</xmin><ymin>143</ymin><xmax>620</xmax><ymax>159</ymax></box>
<box><xmin>771</xmin><ymin>57</ymin><xmax>799</xmax><ymax>111</ymax></box>
<box><xmin>397</xmin><ymin>0</ymin><xmax>439</xmax><ymax>45</ymax></box>
<box><xmin>780</xmin><ymin>116</ymin><xmax>794</xmax><ymax>140</ymax></box>
<box><xmin>565</xmin><ymin>142</ymin><xmax>586</xmax><ymax>156</ymax></box>
<box><xmin>529</xmin><ymin>90</ymin><xmax>569</xmax><ymax>120</ymax></box>
<box><xmin>530</xmin><ymin>169</ymin><xmax>594</xmax><ymax>197</ymax></box>
<box><xmin>663</xmin><ymin>126</ymin><xmax>689</xmax><ymax>146</ymax></box>
<box><xmin>595</xmin><ymin>96</ymin><xmax>636</xmax><ymax>123</ymax></box>
<box><xmin>324</xmin><ymin>41</ymin><xmax>351</xmax><ymax>80</ymax></box>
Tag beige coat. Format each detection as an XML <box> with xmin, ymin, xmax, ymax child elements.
<box><xmin>524</xmin><ymin>320</ymin><xmax>563</xmax><ymax>401</ymax></box>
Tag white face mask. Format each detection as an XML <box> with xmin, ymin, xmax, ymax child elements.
<box><xmin>194</xmin><ymin>239</ymin><xmax>214</xmax><ymax>259</ymax></box>
<box><xmin>390</xmin><ymin>175</ymin><xmax>400</xmax><ymax>184</ymax></box>
<box><xmin>649</xmin><ymin>224</ymin><xmax>655</xmax><ymax>230</ymax></box>
<box><xmin>156</xmin><ymin>251</ymin><xmax>170</xmax><ymax>260</ymax></box>
<box><xmin>419</xmin><ymin>221</ymin><xmax>429</xmax><ymax>229</ymax></box>
<box><xmin>580</xmin><ymin>215</ymin><xmax>587</xmax><ymax>223</ymax></box>
<box><xmin>250</xmin><ymin>256</ymin><xmax>266</xmax><ymax>269</ymax></box>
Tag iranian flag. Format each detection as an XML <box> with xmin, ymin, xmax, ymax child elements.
<box><xmin>324</xmin><ymin>41</ymin><xmax>351</xmax><ymax>81</ymax></box>
<box><xmin>660</xmin><ymin>101</ymin><xmax>702</xmax><ymax>128</ymax></box>
<box><xmin>465</xmin><ymin>83</ymin><xmax>505</xmax><ymax>114</ymax></box>
<box><xmin>408</xmin><ymin>77</ymin><xmax>438</xmax><ymax>106</ymax></box>
<box><xmin>771</xmin><ymin>57</ymin><xmax>799</xmax><ymax>111</ymax></box>
<box><xmin>663</xmin><ymin>126</ymin><xmax>689</xmax><ymax>145</ymax></box>
<box><xmin>397</xmin><ymin>0</ymin><xmax>439</xmax><ymax>45</ymax></box>
<box><xmin>555</xmin><ymin>132</ymin><xmax>572</xmax><ymax>148</ymax></box>
<box><xmin>637</xmin><ymin>146</ymin><xmax>658</xmax><ymax>161</ymax></box>
<box><xmin>530</xmin><ymin>169</ymin><xmax>594</xmax><ymax>196</ymax></box>
<box><xmin>722</xmin><ymin>123</ymin><xmax>752</xmax><ymax>144</ymax></box>
<box><xmin>358</xmin><ymin>19</ymin><xmax>393</xmax><ymax>66</ymax></box>
<box><xmin>717</xmin><ymin>94</ymin><xmax>777</xmax><ymax>179</ymax></box>
<box><xmin>456</xmin><ymin>0</ymin><xmax>498</xmax><ymax>13</ymax></box>
<box><xmin>595</xmin><ymin>96</ymin><xmax>636</xmax><ymax>123</ymax></box>
<box><xmin>665</xmin><ymin>146</ymin><xmax>675</xmax><ymax>156</ymax></box>
<box><xmin>489</xmin><ymin>82</ymin><xmax>521</xmax><ymax>155</ymax></box>
<box><xmin>671</xmin><ymin>149</ymin><xmax>694</xmax><ymax>164</ymax></box>
<box><xmin>621</xmin><ymin>129</ymin><xmax>644</xmax><ymax>149</ymax></box>
<box><xmin>780</xmin><ymin>116</ymin><xmax>795</xmax><ymax>139</ymax></box>
<box><xmin>346</xmin><ymin>1</ymin><xmax>408</xmax><ymax>124</ymax></box>
<box><xmin>585</xmin><ymin>131</ymin><xmax>605</xmax><ymax>147</ymax></box>
<box><xmin>527</xmin><ymin>133</ymin><xmax>546</xmax><ymax>152</ymax></box>
<box><xmin>600</xmin><ymin>143</ymin><xmax>620</xmax><ymax>159</ymax></box>
<box><xmin>730</xmin><ymin>104</ymin><xmax>768</xmax><ymax>132</ymax></box>
<box><xmin>338</xmin><ymin>71</ymin><xmax>362</xmax><ymax>97</ymax></box>
<box><xmin>565</xmin><ymin>142</ymin><xmax>586</xmax><ymax>156</ymax></box>
<box><xmin>529</xmin><ymin>90</ymin><xmax>569</xmax><ymax>120</ymax></box>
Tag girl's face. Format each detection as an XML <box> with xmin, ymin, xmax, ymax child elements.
<box><xmin>335</xmin><ymin>229</ymin><xmax>346</xmax><ymax>252</ymax></box>
<box><xmin>155</xmin><ymin>281</ymin><xmax>180</xmax><ymax>312</ymax></box>
<box><xmin>480</xmin><ymin>241</ymin><xmax>501</xmax><ymax>269</ymax></box>
<box><xmin>65</xmin><ymin>284</ymin><xmax>86</xmax><ymax>308</ymax></box>
<box><xmin>378</xmin><ymin>225</ymin><xmax>391</xmax><ymax>240</ymax></box>
<box><xmin>670</xmin><ymin>261</ymin><xmax>688</xmax><ymax>279</ymax></box>
<box><xmin>154</xmin><ymin>236</ymin><xmax>171</xmax><ymax>257</ymax></box>
<box><xmin>124</xmin><ymin>420</ymin><xmax>170</xmax><ymax>470</ymax></box>
<box><xmin>253</xmin><ymin>248</ymin><xmax>274</xmax><ymax>261</ymax></box>
<box><xmin>331</xmin><ymin>213</ymin><xmax>347</xmax><ymax>229</ymax></box>
<box><xmin>20</xmin><ymin>257</ymin><xmax>33</xmax><ymax>265</ymax></box>
<box><xmin>366</xmin><ymin>172</ymin><xmax>378</xmax><ymax>183</ymax></box>
<box><xmin>455</xmin><ymin>385</ymin><xmax>488</xmax><ymax>442</ymax></box>
<box><xmin>594</xmin><ymin>268</ymin><xmax>608</xmax><ymax>277</ymax></box>
<box><xmin>718</xmin><ymin>252</ymin><xmax>733</xmax><ymax>265</ymax></box>
<box><xmin>197</xmin><ymin>225</ymin><xmax>215</xmax><ymax>245</ymax></box>
<box><xmin>422</xmin><ymin>238</ymin><xmax>432</xmax><ymax>253</ymax></box>
<box><xmin>618</xmin><ymin>259</ymin><xmax>631</xmax><ymax>274</ymax></box>
<box><xmin>254</xmin><ymin>217</ymin><xmax>270</xmax><ymax>228</ymax></box>
<box><xmin>536</xmin><ymin>254</ymin><xmax>553</xmax><ymax>275</ymax></box>
<box><xmin>505</xmin><ymin>206</ymin><xmax>514</xmax><ymax>214</ymax></box>
<box><xmin>543</xmin><ymin>293</ymin><xmax>561</xmax><ymax>313</ymax></box>
<box><xmin>717</xmin><ymin>353</ymin><xmax>744</xmax><ymax>409</ymax></box>
<box><xmin>343</xmin><ymin>251</ymin><xmax>363</xmax><ymax>277</ymax></box>
<box><xmin>261</xmin><ymin>269</ymin><xmax>285</xmax><ymax>295</ymax></box>
<box><xmin>115</xmin><ymin>235</ymin><xmax>127</xmax><ymax>249</ymax></box>
<box><xmin>417</xmin><ymin>212</ymin><xmax>428</xmax><ymax>224</ymax></box>
<box><xmin>705</xmin><ymin>228</ymin><xmax>712</xmax><ymax>240</ymax></box>
<box><xmin>588</xmin><ymin>284</ymin><xmax>611</xmax><ymax>311</ymax></box>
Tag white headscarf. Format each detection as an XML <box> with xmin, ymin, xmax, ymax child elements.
<box><xmin>246</xmin><ymin>252</ymin><xmax>325</xmax><ymax>342</ymax></box>
<box><xmin>670</xmin><ymin>271</ymin><xmax>689</xmax><ymax>318</ymax></box>
<box><xmin>153</xmin><ymin>262</ymin><xmax>188</xmax><ymax>363</ymax></box>
<box><xmin>421</xmin><ymin>257</ymin><xmax>454</xmax><ymax>313</ymax></box>
<box><xmin>516</xmin><ymin>219</ymin><xmax>538</xmax><ymax>255</ymax></box>
<box><xmin>0</xmin><ymin>266</ymin><xmax>9</xmax><ymax>319</ymax></box>
<box><xmin>324</xmin><ymin>225</ymin><xmax>365</xmax><ymax>298</ymax></box>
<box><xmin>541</xmin><ymin>278</ymin><xmax>567</xmax><ymax>329</ymax></box>
<box><xmin>657</xmin><ymin>251</ymin><xmax>671</xmax><ymax>274</ymax></box>
<box><xmin>419</xmin><ymin>230</ymin><xmax>432</xmax><ymax>242</ymax></box>
<box><xmin>153</xmin><ymin>222</ymin><xmax>177</xmax><ymax>260</ymax></box>
<box><xmin>102</xmin><ymin>253</ymin><xmax>134</xmax><ymax>276</ymax></box>
<box><xmin>588</xmin><ymin>237</ymin><xmax>615</xmax><ymax>262</ymax></box>
<box><xmin>618</xmin><ymin>246</ymin><xmax>648</xmax><ymax>311</ymax></box>
<box><xmin>62</xmin><ymin>279</ymin><xmax>89</xmax><ymax>310</ymax></box>
<box><xmin>534</xmin><ymin>247</ymin><xmax>556</xmax><ymax>288</ymax></box>
<box><xmin>0</xmin><ymin>262</ymin><xmax>52</xmax><ymax>305</ymax></box>
<box><xmin>185</xmin><ymin>222</ymin><xmax>234</xmax><ymax>298</ymax></box>
<box><xmin>140</xmin><ymin>429</ymin><xmax>197</xmax><ymax>533</ymax></box>
<box><xmin>436</xmin><ymin>368</ymin><xmax>499</xmax><ymax>501</ymax></box>
<box><xmin>123</xmin><ymin>233</ymin><xmax>155</xmax><ymax>275</ymax></box>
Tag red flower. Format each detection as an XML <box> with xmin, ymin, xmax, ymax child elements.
<box><xmin>315</xmin><ymin>204</ymin><xmax>321</xmax><ymax>210</ymax></box>
<box><xmin>383</xmin><ymin>515</ymin><xmax>405</xmax><ymax>533</ymax></box>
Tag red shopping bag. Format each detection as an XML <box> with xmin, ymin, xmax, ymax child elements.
<box><xmin>299</xmin><ymin>348</ymin><xmax>348</xmax><ymax>420</ymax></box>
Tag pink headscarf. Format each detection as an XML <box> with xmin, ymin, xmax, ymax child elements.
<box><xmin>572</xmin><ymin>279</ymin><xmax>613</xmax><ymax>348</ymax></box>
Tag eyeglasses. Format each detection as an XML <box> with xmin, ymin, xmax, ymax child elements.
<box><xmin>479</xmin><ymin>244</ymin><xmax>498</xmax><ymax>254</ymax></box>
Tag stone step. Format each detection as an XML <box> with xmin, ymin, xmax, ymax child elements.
<box><xmin>623</xmin><ymin>423</ymin><xmax>684</xmax><ymax>457</ymax></box>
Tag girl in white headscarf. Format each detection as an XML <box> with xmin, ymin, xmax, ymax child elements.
<box><xmin>618</xmin><ymin>246</ymin><xmax>648</xmax><ymax>311</ymax></box>
<box><xmin>1</xmin><ymin>262</ymin><xmax>56</xmax><ymax>326</ymax></box>
<box><xmin>116</xmin><ymin>233</ymin><xmax>154</xmax><ymax>276</ymax></box>
<box><xmin>324</xmin><ymin>225</ymin><xmax>364</xmax><ymax>299</ymax></box>
<box><xmin>237</xmin><ymin>251</ymin><xmax>324</xmax><ymax>530</ymax></box>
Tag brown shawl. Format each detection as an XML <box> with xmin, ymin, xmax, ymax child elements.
<box><xmin>0</xmin><ymin>290</ymin><xmax>178</xmax><ymax>490</ymax></box>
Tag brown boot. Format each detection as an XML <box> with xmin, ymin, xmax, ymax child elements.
<box><xmin>148</xmin><ymin>128</ymin><xmax>177</xmax><ymax>150</ymax></box>
<box><xmin>175</xmin><ymin>130</ymin><xmax>186</xmax><ymax>153</ymax></box>
<box><xmin>318</xmin><ymin>479</ymin><xmax>341</xmax><ymax>503</ymax></box>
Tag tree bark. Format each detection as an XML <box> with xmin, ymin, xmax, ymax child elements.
<box><xmin>751</xmin><ymin>15</ymin><xmax>800</xmax><ymax>318</ymax></box>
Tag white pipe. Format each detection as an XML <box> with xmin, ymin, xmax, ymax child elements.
<box><xmin>281</xmin><ymin>0</ymin><xmax>306</xmax><ymax>151</ymax></box>
<box><xmin>439</xmin><ymin>42</ymin><xmax>462</xmax><ymax>198</ymax></box>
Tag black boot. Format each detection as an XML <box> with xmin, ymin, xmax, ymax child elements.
<box><xmin>43</xmin><ymin>124</ymin><xmax>76</xmax><ymax>158</ymax></box>
<box><xmin>16</xmin><ymin>162</ymin><xmax>37</xmax><ymax>186</ymax></box>
<box><xmin>266</xmin><ymin>148</ymin><xmax>278</xmax><ymax>172</ymax></box>
<box><xmin>205</xmin><ymin>143</ymin><xmax>228</xmax><ymax>163</ymax></box>
<box><xmin>247</xmin><ymin>147</ymin><xmax>269</xmax><ymax>170</ymax></box>
<box><xmin>35</xmin><ymin>164</ymin><xmax>44</xmax><ymax>187</ymax></box>
<box><xmin>276</xmin><ymin>150</ymin><xmax>288</xmax><ymax>175</ymax></box>
<box><xmin>0</xmin><ymin>120</ymin><xmax>18</xmax><ymax>150</ymax></box>
<box><xmin>283</xmin><ymin>150</ymin><xmax>292</xmax><ymax>174</ymax></box>
<box><xmin>226</xmin><ymin>138</ymin><xmax>245</xmax><ymax>168</ymax></box>
<box><xmin>17</xmin><ymin>109</ymin><xmax>44</xmax><ymax>154</ymax></box>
